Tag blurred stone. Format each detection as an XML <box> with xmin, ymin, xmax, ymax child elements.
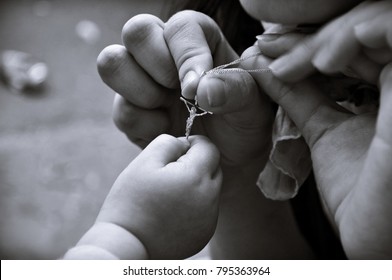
<box><xmin>0</xmin><ymin>50</ymin><xmax>48</xmax><ymax>93</ymax></box>
<box><xmin>75</xmin><ymin>20</ymin><xmax>101</xmax><ymax>44</ymax></box>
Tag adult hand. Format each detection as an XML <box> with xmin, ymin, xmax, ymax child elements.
<box><xmin>97</xmin><ymin>11</ymin><xmax>274</xmax><ymax>166</ymax></box>
<box><xmin>243</xmin><ymin>44</ymin><xmax>392</xmax><ymax>259</ymax></box>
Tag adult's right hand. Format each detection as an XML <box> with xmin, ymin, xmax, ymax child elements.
<box><xmin>97</xmin><ymin>11</ymin><xmax>274</xmax><ymax>166</ymax></box>
<box><xmin>243</xmin><ymin>44</ymin><xmax>392</xmax><ymax>259</ymax></box>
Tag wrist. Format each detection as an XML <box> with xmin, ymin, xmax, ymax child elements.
<box><xmin>63</xmin><ymin>245</ymin><xmax>119</xmax><ymax>260</ymax></box>
<box><xmin>64</xmin><ymin>222</ymin><xmax>148</xmax><ymax>260</ymax></box>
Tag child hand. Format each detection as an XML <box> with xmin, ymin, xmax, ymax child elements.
<box><xmin>96</xmin><ymin>134</ymin><xmax>222</xmax><ymax>259</ymax></box>
<box><xmin>258</xmin><ymin>0</ymin><xmax>392</xmax><ymax>84</ymax></box>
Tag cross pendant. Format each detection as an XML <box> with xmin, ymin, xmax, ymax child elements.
<box><xmin>185</xmin><ymin>107</ymin><xmax>197</xmax><ymax>139</ymax></box>
<box><xmin>180</xmin><ymin>97</ymin><xmax>212</xmax><ymax>139</ymax></box>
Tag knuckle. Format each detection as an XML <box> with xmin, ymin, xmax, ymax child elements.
<box><xmin>187</xmin><ymin>168</ymin><xmax>204</xmax><ymax>187</ymax></box>
<box><xmin>274</xmin><ymin>82</ymin><xmax>297</xmax><ymax>105</ymax></box>
<box><xmin>164</xmin><ymin>11</ymin><xmax>218</xmax><ymax>78</ymax></box>
<box><xmin>164</xmin><ymin>12</ymin><xmax>195</xmax><ymax>47</ymax></box>
<box><xmin>164</xmin><ymin>10</ymin><xmax>212</xmax><ymax>42</ymax></box>
<box><xmin>122</xmin><ymin>14</ymin><xmax>162</xmax><ymax>47</ymax></box>
<box><xmin>97</xmin><ymin>44</ymin><xmax>127</xmax><ymax>79</ymax></box>
<box><xmin>165</xmin><ymin>11</ymin><xmax>198</xmax><ymax>35</ymax></box>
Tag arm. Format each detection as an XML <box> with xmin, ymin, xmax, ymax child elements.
<box><xmin>64</xmin><ymin>135</ymin><xmax>222</xmax><ymax>260</ymax></box>
<box><xmin>63</xmin><ymin>222</ymin><xmax>148</xmax><ymax>260</ymax></box>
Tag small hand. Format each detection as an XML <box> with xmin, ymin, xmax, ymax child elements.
<box><xmin>97</xmin><ymin>134</ymin><xmax>222</xmax><ymax>259</ymax></box>
<box><xmin>257</xmin><ymin>0</ymin><xmax>392</xmax><ymax>84</ymax></box>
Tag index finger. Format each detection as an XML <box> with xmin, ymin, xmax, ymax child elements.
<box><xmin>122</xmin><ymin>14</ymin><xmax>179</xmax><ymax>89</ymax></box>
<box><xmin>163</xmin><ymin>10</ymin><xmax>238</xmax><ymax>99</ymax></box>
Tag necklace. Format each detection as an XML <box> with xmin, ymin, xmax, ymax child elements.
<box><xmin>180</xmin><ymin>51</ymin><xmax>270</xmax><ymax>139</ymax></box>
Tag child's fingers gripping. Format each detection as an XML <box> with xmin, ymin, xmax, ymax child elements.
<box><xmin>178</xmin><ymin>135</ymin><xmax>220</xmax><ymax>178</ymax></box>
<box><xmin>134</xmin><ymin>134</ymin><xmax>190</xmax><ymax>169</ymax></box>
<box><xmin>97</xmin><ymin>45</ymin><xmax>172</xmax><ymax>109</ymax></box>
<box><xmin>133</xmin><ymin>135</ymin><xmax>221</xmax><ymax>182</ymax></box>
<box><xmin>163</xmin><ymin>10</ymin><xmax>238</xmax><ymax>99</ymax></box>
<box><xmin>122</xmin><ymin>14</ymin><xmax>179</xmax><ymax>89</ymax></box>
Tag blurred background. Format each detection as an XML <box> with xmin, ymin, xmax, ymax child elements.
<box><xmin>0</xmin><ymin>0</ymin><xmax>175</xmax><ymax>259</ymax></box>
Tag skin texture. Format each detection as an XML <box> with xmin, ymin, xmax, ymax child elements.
<box><xmin>240</xmin><ymin>40</ymin><xmax>392</xmax><ymax>258</ymax></box>
<box><xmin>239</xmin><ymin>0</ymin><xmax>362</xmax><ymax>24</ymax></box>
<box><xmin>97</xmin><ymin>11</ymin><xmax>313</xmax><ymax>259</ymax></box>
<box><xmin>94</xmin><ymin>0</ymin><xmax>392</xmax><ymax>259</ymax></box>
<box><xmin>248</xmin><ymin>1</ymin><xmax>392</xmax><ymax>258</ymax></box>
<box><xmin>261</xmin><ymin>1</ymin><xmax>392</xmax><ymax>83</ymax></box>
<box><xmin>98</xmin><ymin>11</ymin><xmax>274</xmax><ymax>166</ymax></box>
<box><xmin>65</xmin><ymin>135</ymin><xmax>223</xmax><ymax>259</ymax></box>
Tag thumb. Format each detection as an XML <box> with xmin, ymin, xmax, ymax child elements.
<box><xmin>164</xmin><ymin>10</ymin><xmax>237</xmax><ymax>99</ymax></box>
<box><xmin>242</xmin><ymin>47</ymin><xmax>348</xmax><ymax>148</ymax></box>
<box><xmin>195</xmin><ymin>70</ymin><xmax>263</xmax><ymax>116</ymax></box>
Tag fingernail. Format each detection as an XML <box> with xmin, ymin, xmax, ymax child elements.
<box><xmin>268</xmin><ymin>59</ymin><xmax>286</xmax><ymax>75</ymax></box>
<box><xmin>182</xmin><ymin>71</ymin><xmax>198</xmax><ymax>89</ymax></box>
<box><xmin>182</xmin><ymin>71</ymin><xmax>199</xmax><ymax>98</ymax></box>
<box><xmin>256</xmin><ymin>34</ymin><xmax>280</xmax><ymax>42</ymax></box>
<box><xmin>207</xmin><ymin>78</ymin><xmax>226</xmax><ymax>107</ymax></box>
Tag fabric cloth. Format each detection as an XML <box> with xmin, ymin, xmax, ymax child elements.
<box><xmin>257</xmin><ymin>106</ymin><xmax>312</xmax><ymax>200</ymax></box>
<box><xmin>256</xmin><ymin>75</ymin><xmax>378</xmax><ymax>200</ymax></box>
